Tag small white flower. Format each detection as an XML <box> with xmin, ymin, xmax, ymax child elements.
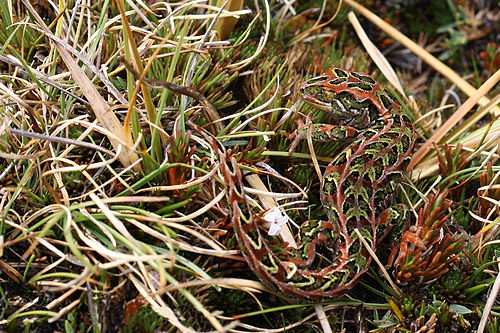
<box><xmin>264</xmin><ymin>207</ymin><xmax>288</xmax><ymax>236</ymax></box>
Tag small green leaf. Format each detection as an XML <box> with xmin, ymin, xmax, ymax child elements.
<box><xmin>450</xmin><ymin>304</ymin><xmax>473</xmax><ymax>315</ymax></box>
<box><xmin>65</xmin><ymin>320</ymin><xmax>75</xmax><ymax>333</ymax></box>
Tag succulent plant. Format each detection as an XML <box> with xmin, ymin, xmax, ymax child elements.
<box><xmin>389</xmin><ymin>190</ymin><xmax>467</xmax><ymax>285</ymax></box>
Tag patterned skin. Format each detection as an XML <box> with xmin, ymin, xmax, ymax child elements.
<box><xmin>225</xmin><ymin>67</ymin><xmax>415</xmax><ymax>299</ymax></box>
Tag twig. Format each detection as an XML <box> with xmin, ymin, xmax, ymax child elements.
<box><xmin>8</xmin><ymin>128</ymin><xmax>115</xmax><ymax>156</ymax></box>
<box><xmin>120</xmin><ymin>57</ymin><xmax>221</xmax><ymax>132</ymax></box>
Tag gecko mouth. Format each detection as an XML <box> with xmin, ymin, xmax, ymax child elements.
<box><xmin>302</xmin><ymin>96</ymin><xmax>370</xmax><ymax>129</ymax></box>
<box><xmin>302</xmin><ymin>95</ymin><xmax>332</xmax><ymax>111</ymax></box>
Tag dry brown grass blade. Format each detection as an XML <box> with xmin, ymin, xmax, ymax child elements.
<box><xmin>289</xmin><ymin>0</ymin><xmax>342</xmax><ymax>45</ymax></box>
<box><xmin>409</xmin><ymin>69</ymin><xmax>500</xmax><ymax>170</ymax></box>
<box><xmin>245</xmin><ymin>174</ymin><xmax>296</xmax><ymax>247</ymax></box>
<box><xmin>213</xmin><ymin>0</ymin><xmax>242</xmax><ymax>40</ymax></box>
<box><xmin>21</xmin><ymin>0</ymin><xmax>139</xmax><ymax>170</ymax></box>
<box><xmin>114</xmin><ymin>0</ymin><xmax>163</xmax><ymax>142</ymax></box>
<box><xmin>0</xmin><ymin>81</ymin><xmax>42</xmax><ymax>132</ymax></box>
<box><xmin>354</xmin><ymin>228</ymin><xmax>403</xmax><ymax>297</ymax></box>
<box><xmin>0</xmin><ymin>260</ymin><xmax>23</xmax><ymax>283</ymax></box>
<box><xmin>347</xmin><ymin>11</ymin><xmax>405</xmax><ymax>97</ymax></box>
<box><xmin>444</xmin><ymin>94</ymin><xmax>500</xmax><ymax>144</ymax></box>
<box><xmin>314</xmin><ymin>304</ymin><xmax>333</xmax><ymax>333</ymax></box>
<box><xmin>0</xmin><ymin>54</ymin><xmax>89</xmax><ymax>106</ymax></box>
<box><xmin>156</xmin><ymin>277</ymin><xmax>266</xmax><ymax>294</ymax></box>
<box><xmin>344</xmin><ymin>0</ymin><xmax>499</xmax><ymax>115</ymax></box>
